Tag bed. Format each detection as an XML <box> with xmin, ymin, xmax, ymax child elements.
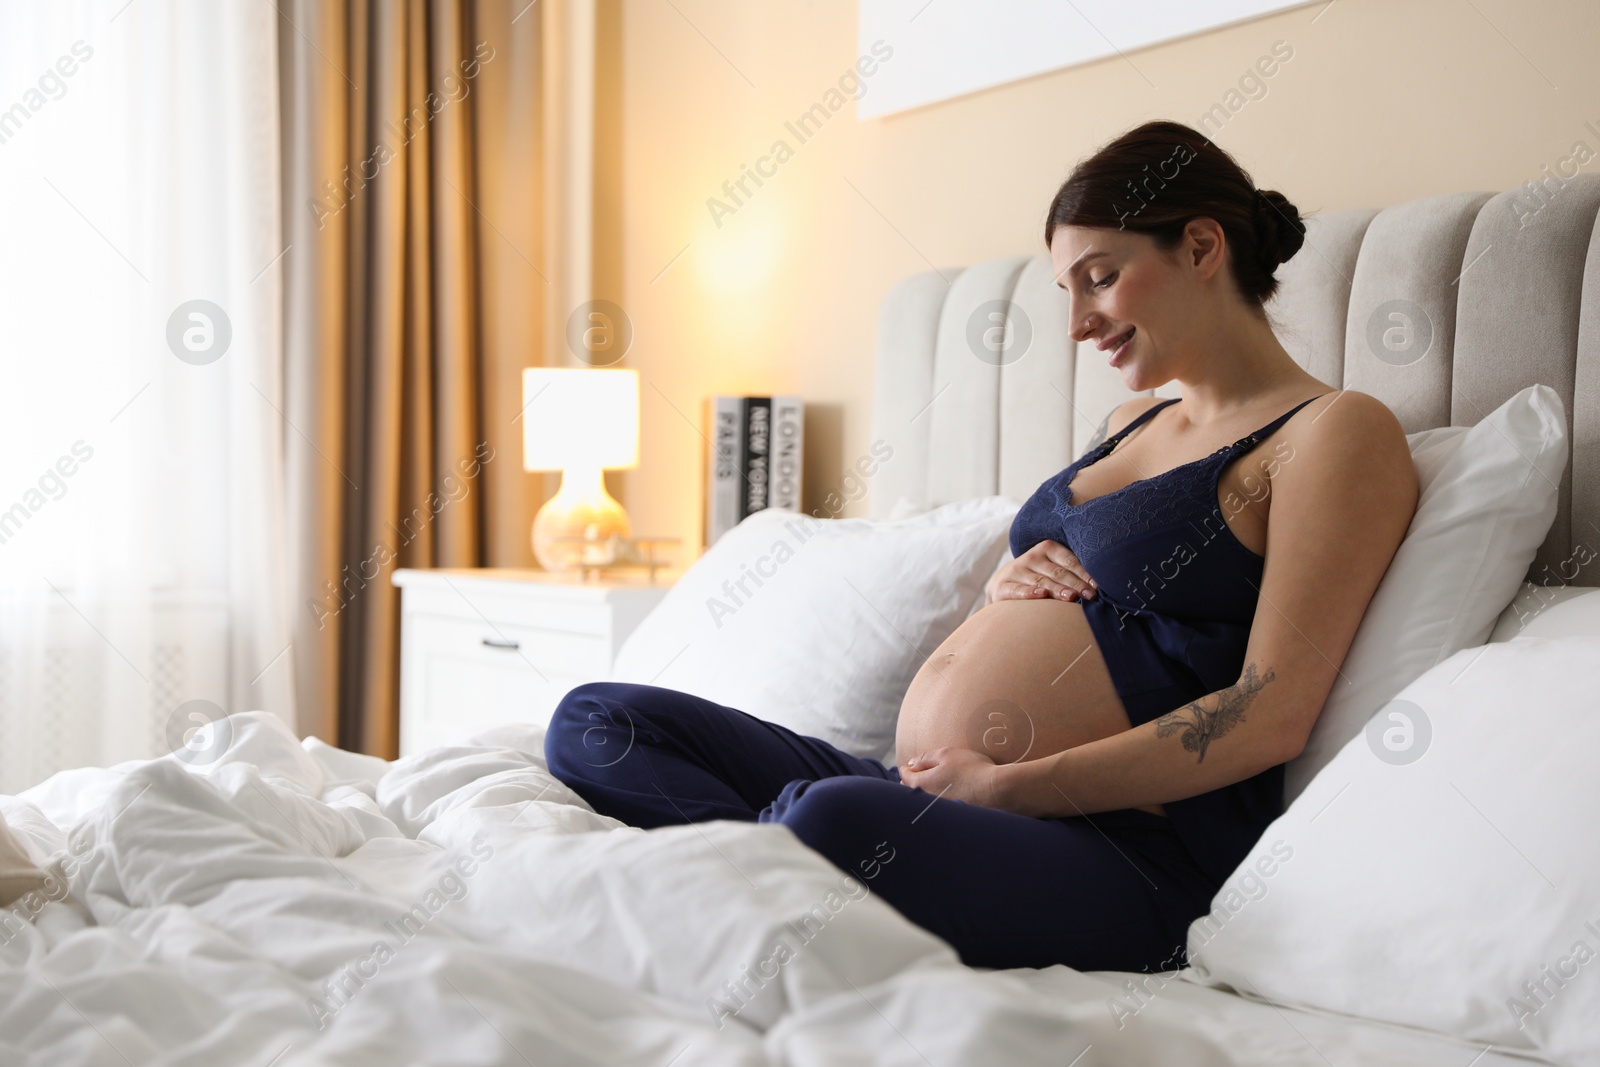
<box><xmin>3</xmin><ymin>177</ymin><xmax>1598</xmax><ymax>1065</ymax></box>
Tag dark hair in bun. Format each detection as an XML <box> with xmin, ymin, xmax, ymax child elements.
<box><xmin>1044</xmin><ymin>120</ymin><xmax>1307</xmax><ymax>307</ymax></box>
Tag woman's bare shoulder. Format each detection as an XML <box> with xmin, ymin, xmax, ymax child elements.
<box><xmin>1280</xmin><ymin>389</ymin><xmax>1418</xmax><ymax>502</ymax></box>
<box><xmin>1297</xmin><ymin>390</ymin><xmax>1407</xmax><ymax>447</ymax></box>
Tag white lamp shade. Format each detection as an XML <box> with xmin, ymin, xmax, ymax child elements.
<box><xmin>521</xmin><ymin>368</ymin><xmax>640</xmax><ymax>472</ymax></box>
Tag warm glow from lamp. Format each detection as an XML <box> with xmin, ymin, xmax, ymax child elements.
<box><xmin>522</xmin><ymin>368</ymin><xmax>640</xmax><ymax>571</ymax></box>
<box><xmin>695</xmin><ymin>210</ymin><xmax>782</xmax><ymax>295</ymax></box>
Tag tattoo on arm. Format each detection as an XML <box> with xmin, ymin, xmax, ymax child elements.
<box><xmin>1153</xmin><ymin>662</ymin><xmax>1277</xmax><ymax>763</ymax></box>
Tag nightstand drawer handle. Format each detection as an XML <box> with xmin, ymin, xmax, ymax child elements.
<box><xmin>481</xmin><ymin>636</ymin><xmax>521</xmax><ymax>651</ymax></box>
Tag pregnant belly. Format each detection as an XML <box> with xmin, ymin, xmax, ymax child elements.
<box><xmin>895</xmin><ymin>598</ymin><xmax>1157</xmax><ymax>808</ymax></box>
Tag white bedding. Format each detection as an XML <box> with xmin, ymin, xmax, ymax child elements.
<box><xmin>0</xmin><ymin>713</ymin><xmax>1555</xmax><ymax>1066</ymax></box>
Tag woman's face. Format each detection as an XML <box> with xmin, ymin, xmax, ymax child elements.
<box><xmin>1049</xmin><ymin>222</ymin><xmax>1216</xmax><ymax>391</ymax></box>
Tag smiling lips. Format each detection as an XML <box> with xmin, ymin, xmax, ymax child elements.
<box><xmin>1102</xmin><ymin>326</ymin><xmax>1136</xmax><ymax>362</ymax></box>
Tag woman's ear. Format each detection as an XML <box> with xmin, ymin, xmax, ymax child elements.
<box><xmin>1182</xmin><ymin>216</ymin><xmax>1228</xmax><ymax>279</ymax></box>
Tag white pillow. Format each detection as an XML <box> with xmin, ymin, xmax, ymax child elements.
<box><xmin>1489</xmin><ymin>584</ymin><xmax>1600</xmax><ymax>642</ymax></box>
<box><xmin>1184</xmin><ymin>634</ymin><xmax>1600</xmax><ymax>1065</ymax></box>
<box><xmin>1285</xmin><ymin>384</ymin><xmax>1567</xmax><ymax>802</ymax></box>
<box><xmin>610</xmin><ymin>497</ymin><xmax>1019</xmax><ymax>758</ymax></box>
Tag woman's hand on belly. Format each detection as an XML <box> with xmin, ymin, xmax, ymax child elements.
<box><xmin>987</xmin><ymin>539</ymin><xmax>1099</xmax><ymax>604</ymax></box>
<box><xmin>899</xmin><ymin>747</ymin><xmax>1006</xmax><ymax>810</ymax></box>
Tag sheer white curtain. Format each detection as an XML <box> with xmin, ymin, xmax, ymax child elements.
<box><xmin>0</xmin><ymin>0</ymin><xmax>294</xmax><ymax>792</ymax></box>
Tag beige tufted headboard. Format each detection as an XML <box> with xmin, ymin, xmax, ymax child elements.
<box><xmin>871</xmin><ymin>177</ymin><xmax>1600</xmax><ymax>588</ymax></box>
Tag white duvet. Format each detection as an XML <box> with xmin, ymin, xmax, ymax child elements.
<box><xmin>0</xmin><ymin>713</ymin><xmax>1550</xmax><ymax>1066</ymax></box>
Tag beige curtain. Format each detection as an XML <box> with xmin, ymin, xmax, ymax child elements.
<box><xmin>277</xmin><ymin>0</ymin><xmax>557</xmax><ymax>755</ymax></box>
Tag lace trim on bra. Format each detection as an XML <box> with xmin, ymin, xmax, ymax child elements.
<box><xmin>1050</xmin><ymin>445</ymin><xmax>1249</xmax><ymax>560</ymax></box>
<box><xmin>1050</xmin><ymin>398</ymin><xmax>1267</xmax><ymax>558</ymax></box>
<box><xmin>1048</xmin><ymin>390</ymin><xmax>1331</xmax><ymax>559</ymax></box>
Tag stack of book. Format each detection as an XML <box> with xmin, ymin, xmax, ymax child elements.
<box><xmin>705</xmin><ymin>395</ymin><xmax>803</xmax><ymax>546</ymax></box>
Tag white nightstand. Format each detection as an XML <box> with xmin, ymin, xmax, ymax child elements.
<box><xmin>391</xmin><ymin>568</ymin><xmax>676</xmax><ymax>757</ymax></box>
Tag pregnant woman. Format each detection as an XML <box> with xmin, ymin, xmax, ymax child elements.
<box><xmin>545</xmin><ymin>119</ymin><xmax>1419</xmax><ymax>973</ymax></box>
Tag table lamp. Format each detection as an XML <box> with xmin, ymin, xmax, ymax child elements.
<box><xmin>522</xmin><ymin>367</ymin><xmax>640</xmax><ymax>571</ymax></box>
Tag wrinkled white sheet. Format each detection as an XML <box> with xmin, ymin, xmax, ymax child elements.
<box><xmin>0</xmin><ymin>713</ymin><xmax>1553</xmax><ymax>1066</ymax></box>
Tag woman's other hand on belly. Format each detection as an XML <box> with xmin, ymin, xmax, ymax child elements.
<box><xmin>899</xmin><ymin>747</ymin><xmax>1007</xmax><ymax>811</ymax></box>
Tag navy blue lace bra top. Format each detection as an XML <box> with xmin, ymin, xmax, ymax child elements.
<box><xmin>1009</xmin><ymin>392</ymin><xmax>1330</xmax><ymax>884</ymax></box>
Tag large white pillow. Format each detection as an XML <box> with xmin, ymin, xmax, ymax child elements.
<box><xmin>1489</xmin><ymin>584</ymin><xmax>1600</xmax><ymax>642</ymax></box>
<box><xmin>1285</xmin><ymin>383</ymin><xmax>1567</xmax><ymax>801</ymax></box>
<box><xmin>610</xmin><ymin>496</ymin><xmax>1019</xmax><ymax>757</ymax></box>
<box><xmin>1184</xmin><ymin>633</ymin><xmax>1600</xmax><ymax>1065</ymax></box>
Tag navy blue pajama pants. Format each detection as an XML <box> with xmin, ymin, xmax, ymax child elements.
<box><xmin>544</xmin><ymin>682</ymin><xmax>1221</xmax><ymax>973</ymax></box>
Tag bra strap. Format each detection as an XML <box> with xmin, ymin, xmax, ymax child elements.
<box><xmin>1231</xmin><ymin>392</ymin><xmax>1334</xmax><ymax>452</ymax></box>
<box><xmin>1104</xmin><ymin>396</ymin><xmax>1181</xmax><ymax>447</ymax></box>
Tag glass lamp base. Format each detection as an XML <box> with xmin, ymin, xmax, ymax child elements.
<box><xmin>532</xmin><ymin>468</ymin><xmax>631</xmax><ymax>571</ymax></box>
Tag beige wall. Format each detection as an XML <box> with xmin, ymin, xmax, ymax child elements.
<box><xmin>598</xmin><ymin>0</ymin><xmax>1597</xmax><ymax>562</ymax></box>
